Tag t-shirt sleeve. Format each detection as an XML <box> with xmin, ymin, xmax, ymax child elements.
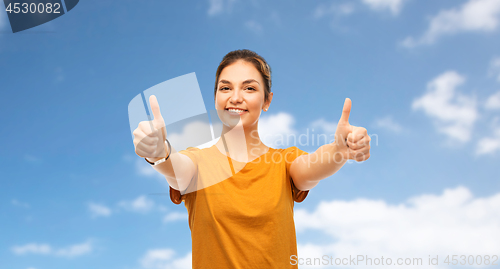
<box><xmin>285</xmin><ymin>146</ymin><xmax>310</xmax><ymax>203</ymax></box>
<box><xmin>169</xmin><ymin>146</ymin><xmax>200</xmax><ymax>205</ymax></box>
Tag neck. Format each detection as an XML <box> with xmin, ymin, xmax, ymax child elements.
<box><xmin>216</xmin><ymin>122</ymin><xmax>268</xmax><ymax>162</ymax></box>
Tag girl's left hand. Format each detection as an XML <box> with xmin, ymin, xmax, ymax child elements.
<box><xmin>333</xmin><ymin>98</ymin><xmax>371</xmax><ymax>162</ymax></box>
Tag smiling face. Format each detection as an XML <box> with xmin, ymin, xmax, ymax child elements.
<box><xmin>215</xmin><ymin>60</ymin><xmax>273</xmax><ymax>129</ymax></box>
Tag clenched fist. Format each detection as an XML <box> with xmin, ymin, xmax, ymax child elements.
<box><xmin>132</xmin><ymin>95</ymin><xmax>169</xmax><ymax>159</ymax></box>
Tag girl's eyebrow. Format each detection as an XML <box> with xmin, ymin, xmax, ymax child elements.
<box><xmin>219</xmin><ymin>79</ymin><xmax>260</xmax><ymax>85</ymax></box>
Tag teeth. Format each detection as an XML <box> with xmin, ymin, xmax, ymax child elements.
<box><xmin>228</xmin><ymin>109</ymin><xmax>246</xmax><ymax>113</ymax></box>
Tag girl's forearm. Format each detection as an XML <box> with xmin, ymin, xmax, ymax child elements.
<box><xmin>293</xmin><ymin>143</ymin><xmax>348</xmax><ymax>190</ymax></box>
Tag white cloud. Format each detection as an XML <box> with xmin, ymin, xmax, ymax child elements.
<box><xmin>207</xmin><ymin>0</ymin><xmax>236</xmax><ymax>16</ymax></box>
<box><xmin>140</xmin><ymin>249</ymin><xmax>192</xmax><ymax>269</ymax></box>
<box><xmin>314</xmin><ymin>0</ymin><xmax>407</xmax><ymax>20</ymax></box>
<box><xmin>168</xmin><ymin>120</ymin><xmax>214</xmax><ymax>151</ymax></box>
<box><xmin>476</xmin><ymin>134</ymin><xmax>500</xmax><ymax>155</ymax></box>
<box><xmin>244</xmin><ymin>20</ymin><xmax>263</xmax><ymax>34</ymax></box>
<box><xmin>294</xmin><ymin>186</ymin><xmax>500</xmax><ymax>268</ymax></box>
<box><xmin>11</xmin><ymin>199</ymin><xmax>30</xmax><ymax>208</ymax></box>
<box><xmin>475</xmin><ymin>118</ymin><xmax>500</xmax><ymax>155</ymax></box>
<box><xmin>401</xmin><ymin>0</ymin><xmax>500</xmax><ymax>47</ymax></box>
<box><xmin>54</xmin><ymin>241</ymin><xmax>93</xmax><ymax>258</ymax></box>
<box><xmin>485</xmin><ymin>91</ymin><xmax>500</xmax><ymax>110</ymax></box>
<box><xmin>163</xmin><ymin>212</ymin><xmax>188</xmax><ymax>223</ymax></box>
<box><xmin>361</xmin><ymin>0</ymin><xmax>408</xmax><ymax>15</ymax></box>
<box><xmin>489</xmin><ymin>57</ymin><xmax>500</xmax><ymax>82</ymax></box>
<box><xmin>310</xmin><ymin>118</ymin><xmax>338</xmax><ymax>135</ymax></box>
<box><xmin>313</xmin><ymin>0</ymin><xmax>406</xmax><ymax>33</ymax></box>
<box><xmin>412</xmin><ymin>71</ymin><xmax>478</xmax><ymax>143</ymax></box>
<box><xmin>12</xmin><ymin>244</ymin><xmax>52</xmax><ymax>255</ymax></box>
<box><xmin>87</xmin><ymin>202</ymin><xmax>111</xmax><ymax>218</ymax></box>
<box><xmin>259</xmin><ymin>112</ymin><xmax>298</xmax><ymax>148</ymax></box>
<box><xmin>373</xmin><ymin>115</ymin><xmax>403</xmax><ymax>133</ymax></box>
<box><xmin>12</xmin><ymin>240</ymin><xmax>93</xmax><ymax>258</ymax></box>
<box><xmin>118</xmin><ymin>195</ymin><xmax>155</xmax><ymax>213</ymax></box>
<box><xmin>307</xmin><ymin>118</ymin><xmax>338</xmax><ymax>146</ymax></box>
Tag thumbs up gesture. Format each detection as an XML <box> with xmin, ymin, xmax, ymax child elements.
<box><xmin>132</xmin><ymin>95</ymin><xmax>169</xmax><ymax>159</ymax></box>
<box><xmin>334</xmin><ymin>98</ymin><xmax>371</xmax><ymax>162</ymax></box>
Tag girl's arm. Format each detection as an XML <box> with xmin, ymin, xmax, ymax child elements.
<box><xmin>289</xmin><ymin>98</ymin><xmax>371</xmax><ymax>191</ymax></box>
<box><xmin>147</xmin><ymin>141</ymin><xmax>196</xmax><ymax>192</ymax></box>
<box><xmin>289</xmin><ymin>143</ymin><xmax>348</xmax><ymax>191</ymax></box>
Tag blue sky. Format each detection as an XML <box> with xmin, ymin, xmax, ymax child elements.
<box><xmin>1</xmin><ymin>0</ymin><xmax>500</xmax><ymax>268</ymax></box>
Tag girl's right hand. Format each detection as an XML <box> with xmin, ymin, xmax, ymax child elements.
<box><xmin>132</xmin><ymin>95</ymin><xmax>169</xmax><ymax>159</ymax></box>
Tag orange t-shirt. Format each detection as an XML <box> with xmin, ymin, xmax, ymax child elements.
<box><xmin>169</xmin><ymin>145</ymin><xmax>310</xmax><ymax>269</ymax></box>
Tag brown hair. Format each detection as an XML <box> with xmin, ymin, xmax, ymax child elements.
<box><xmin>214</xmin><ymin>49</ymin><xmax>272</xmax><ymax>103</ymax></box>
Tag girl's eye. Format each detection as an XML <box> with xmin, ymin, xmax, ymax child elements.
<box><xmin>219</xmin><ymin>87</ymin><xmax>255</xmax><ymax>91</ymax></box>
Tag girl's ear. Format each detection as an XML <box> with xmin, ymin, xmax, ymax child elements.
<box><xmin>264</xmin><ymin>92</ymin><xmax>273</xmax><ymax>110</ymax></box>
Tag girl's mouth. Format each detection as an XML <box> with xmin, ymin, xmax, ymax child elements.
<box><xmin>225</xmin><ymin>108</ymin><xmax>248</xmax><ymax>115</ymax></box>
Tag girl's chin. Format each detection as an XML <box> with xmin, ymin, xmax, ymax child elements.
<box><xmin>225</xmin><ymin>119</ymin><xmax>244</xmax><ymax>125</ymax></box>
<box><xmin>221</xmin><ymin>117</ymin><xmax>254</xmax><ymax>129</ymax></box>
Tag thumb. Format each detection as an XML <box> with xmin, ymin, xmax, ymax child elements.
<box><xmin>339</xmin><ymin>98</ymin><xmax>351</xmax><ymax>124</ymax></box>
<box><xmin>335</xmin><ymin>98</ymin><xmax>353</xmax><ymax>149</ymax></box>
<box><xmin>149</xmin><ymin>95</ymin><xmax>165</xmax><ymax>125</ymax></box>
<box><xmin>149</xmin><ymin>95</ymin><xmax>166</xmax><ymax>139</ymax></box>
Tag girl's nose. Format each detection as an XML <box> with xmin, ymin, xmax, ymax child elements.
<box><xmin>230</xmin><ymin>88</ymin><xmax>243</xmax><ymax>103</ymax></box>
